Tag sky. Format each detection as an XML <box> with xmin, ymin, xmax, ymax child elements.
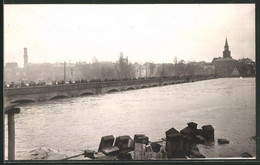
<box><xmin>4</xmin><ymin>4</ymin><xmax>255</xmax><ymax>67</ymax></box>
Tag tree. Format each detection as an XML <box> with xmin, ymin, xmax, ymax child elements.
<box><xmin>100</xmin><ymin>66</ymin><xmax>117</xmax><ymax>79</ymax></box>
<box><xmin>178</xmin><ymin>59</ymin><xmax>185</xmax><ymax>64</ymax></box>
<box><xmin>160</xmin><ymin>64</ymin><xmax>166</xmax><ymax>77</ymax></box>
<box><xmin>173</xmin><ymin>56</ymin><xmax>178</xmax><ymax>65</ymax></box>
<box><xmin>92</xmin><ymin>57</ymin><xmax>100</xmax><ymax>79</ymax></box>
<box><xmin>174</xmin><ymin>60</ymin><xmax>186</xmax><ymax>76</ymax></box>
<box><xmin>148</xmin><ymin>63</ymin><xmax>156</xmax><ymax>77</ymax></box>
<box><xmin>117</xmin><ymin>52</ymin><xmax>130</xmax><ymax>79</ymax></box>
<box><xmin>186</xmin><ymin>63</ymin><xmax>195</xmax><ymax>76</ymax></box>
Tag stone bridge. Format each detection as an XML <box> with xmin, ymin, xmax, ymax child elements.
<box><xmin>4</xmin><ymin>76</ymin><xmax>214</xmax><ymax>106</ymax></box>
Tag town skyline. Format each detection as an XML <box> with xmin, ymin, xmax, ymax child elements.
<box><xmin>4</xmin><ymin>4</ymin><xmax>255</xmax><ymax>67</ymax></box>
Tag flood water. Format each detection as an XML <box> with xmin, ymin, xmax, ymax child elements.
<box><xmin>4</xmin><ymin>78</ymin><xmax>256</xmax><ymax>159</ymax></box>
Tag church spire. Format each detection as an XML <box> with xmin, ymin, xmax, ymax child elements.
<box><xmin>225</xmin><ymin>37</ymin><xmax>229</xmax><ymax>47</ymax></box>
<box><xmin>223</xmin><ymin>37</ymin><xmax>231</xmax><ymax>58</ymax></box>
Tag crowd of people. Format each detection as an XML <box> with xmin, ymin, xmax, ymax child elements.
<box><xmin>4</xmin><ymin>75</ymin><xmax>209</xmax><ymax>88</ymax></box>
<box><xmin>4</xmin><ymin>80</ymin><xmax>46</xmax><ymax>88</ymax></box>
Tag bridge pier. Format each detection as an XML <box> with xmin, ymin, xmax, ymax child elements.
<box><xmin>95</xmin><ymin>88</ymin><xmax>102</xmax><ymax>95</ymax></box>
<box><xmin>159</xmin><ymin>81</ymin><xmax>162</xmax><ymax>86</ymax></box>
<box><xmin>95</xmin><ymin>83</ymin><xmax>102</xmax><ymax>94</ymax></box>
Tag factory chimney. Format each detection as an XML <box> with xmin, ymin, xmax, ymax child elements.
<box><xmin>23</xmin><ymin>48</ymin><xmax>28</xmax><ymax>68</ymax></box>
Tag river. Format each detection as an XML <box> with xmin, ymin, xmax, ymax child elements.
<box><xmin>4</xmin><ymin>77</ymin><xmax>256</xmax><ymax>159</ymax></box>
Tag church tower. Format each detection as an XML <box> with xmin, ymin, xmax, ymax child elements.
<box><xmin>24</xmin><ymin>48</ymin><xmax>28</xmax><ymax>68</ymax></box>
<box><xmin>223</xmin><ymin>38</ymin><xmax>231</xmax><ymax>58</ymax></box>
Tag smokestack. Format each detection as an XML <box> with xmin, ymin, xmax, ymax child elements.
<box><xmin>24</xmin><ymin>48</ymin><xmax>27</xmax><ymax>55</ymax></box>
<box><xmin>23</xmin><ymin>48</ymin><xmax>28</xmax><ymax>68</ymax></box>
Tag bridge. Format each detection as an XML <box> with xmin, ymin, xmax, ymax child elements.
<box><xmin>4</xmin><ymin>76</ymin><xmax>215</xmax><ymax>106</ymax></box>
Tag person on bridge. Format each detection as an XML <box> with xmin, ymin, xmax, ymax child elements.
<box><xmin>9</xmin><ymin>82</ymin><xmax>15</xmax><ymax>88</ymax></box>
<box><xmin>21</xmin><ymin>81</ymin><xmax>26</xmax><ymax>87</ymax></box>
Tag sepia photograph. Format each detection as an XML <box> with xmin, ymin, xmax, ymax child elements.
<box><xmin>3</xmin><ymin>3</ymin><xmax>256</xmax><ymax>161</ymax></box>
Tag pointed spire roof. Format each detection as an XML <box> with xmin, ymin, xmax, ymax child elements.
<box><xmin>225</xmin><ymin>37</ymin><xmax>229</xmax><ymax>47</ymax></box>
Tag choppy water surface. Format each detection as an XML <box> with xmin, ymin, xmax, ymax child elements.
<box><xmin>4</xmin><ymin>78</ymin><xmax>256</xmax><ymax>159</ymax></box>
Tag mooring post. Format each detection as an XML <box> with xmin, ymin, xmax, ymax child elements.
<box><xmin>5</xmin><ymin>107</ymin><xmax>20</xmax><ymax>160</ymax></box>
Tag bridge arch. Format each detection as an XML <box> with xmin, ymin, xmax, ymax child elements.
<box><xmin>79</xmin><ymin>92</ymin><xmax>95</xmax><ymax>96</ymax></box>
<box><xmin>152</xmin><ymin>84</ymin><xmax>158</xmax><ymax>87</ymax></box>
<box><xmin>126</xmin><ymin>87</ymin><xmax>135</xmax><ymax>91</ymax></box>
<box><xmin>162</xmin><ymin>82</ymin><xmax>169</xmax><ymax>86</ymax></box>
<box><xmin>107</xmin><ymin>89</ymin><xmax>119</xmax><ymax>93</ymax></box>
<box><xmin>49</xmin><ymin>95</ymin><xmax>69</xmax><ymax>100</ymax></box>
<box><xmin>11</xmin><ymin>99</ymin><xmax>35</xmax><ymax>104</ymax></box>
<box><xmin>140</xmin><ymin>85</ymin><xmax>148</xmax><ymax>89</ymax></box>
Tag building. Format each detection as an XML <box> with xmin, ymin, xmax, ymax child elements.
<box><xmin>212</xmin><ymin>38</ymin><xmax>239</xmax><ymax>77</ymax></box>
<box><xmin>4</xmin><ymin>62</ymin><xmax>22</xmax><ymax>82</ymax></box>
<box><xmin>212</xmin><ymin>38</ymin><xmax>255</xmax><ymax>77</ymax></box>
<box><xmin>203</xmin><ymin>64</ymin><xmax>215</xmax><ymax>76</ymax></box>
<box><xmin>5</xmin><ymin>62</ymin><xmax>18</xmax><ymax>70</ymax></box>
<box><xmin>118</xmin><ymin>52</ymin><xmax>128</xmax><ymax>65</ymax></box>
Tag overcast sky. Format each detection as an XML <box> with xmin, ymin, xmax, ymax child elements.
<box><xmin>4</xmin><ymin>4</ymin><xmax>255</xmax><ymax>67</ymax></box>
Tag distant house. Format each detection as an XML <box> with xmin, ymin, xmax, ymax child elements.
<box><xmin>133</xmin><ymin>63</ymin><xmax>147</xmax><ymax>78</ymax></box>
<box><xmin>203</xmin><ymin>65</ymin><xmax>215</xmax><ymax>75</ymax></box>
<box><xmin>231</xmin><ymin>67</ymin><xmax>240</xmax><ymax>77</ymax></box>
<box><xmin>5</xmin><ymin>62</ymin><xmax>18</xmax><ymax>70</ymax></box>
<box><xmin>4</xmin><ymin>62</ymin><xmax>22</xmax><ymax>82</ymax></box>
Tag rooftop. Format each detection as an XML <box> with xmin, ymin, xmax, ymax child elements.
<box><xmin>213</xmin><ymin>57</ymin><xmax>237</xmax><ymax>62</ymax></box>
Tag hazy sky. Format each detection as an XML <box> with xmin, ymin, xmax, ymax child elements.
<box><xmin>4</xmin><ymin>4</ymin><xmax>255</xmax><ymax>67</ymax></box>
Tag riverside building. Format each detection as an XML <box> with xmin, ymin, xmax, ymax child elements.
<box><xmin>212</xmin><ymin>38</ymin><xmax>255</xmax><ymax>77</ymax></box>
